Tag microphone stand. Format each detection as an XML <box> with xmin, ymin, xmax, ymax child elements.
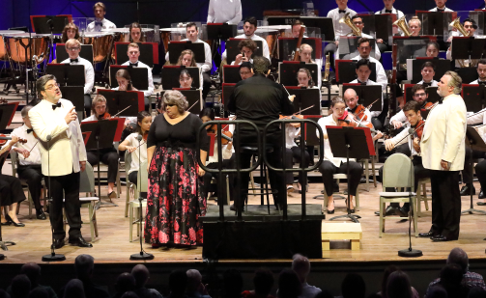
<box><xmin>42</xmin><ymin>135</ymin><xmax>66</xmax><ymax>261</ymax></box>
<box><xmin>130</xmin><ymin>134</ymin><xmax>153</xmax><ymax>260</ymax></box>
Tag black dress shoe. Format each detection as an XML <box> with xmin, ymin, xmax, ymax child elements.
<box><xmin>69</xmin><ymin>236</ymin><xmax>93</xmax><ymax>248</ymax></box>
<box><xmin>385</xmin><ymin>206</ymin><xmax>399</xmax><ymax>216</ymax></box>
<box><xmin>479</xmin><ymin>189</ymin><xmax>485</xmax><ymax>199</ymax></box>
<box><xmin>419</xmin><ymin>231</ymin><xmax>436</xmax><ymax>238</ymax></box>
<box><xmin>1</xmin><ymin>221</ymin><xmax>11</xmax><ymax>226</ymax></box>
<box><xmin>397</xmin><ymin>208</ymin><xmax>409</xmax><ymax>217</ymax></box>
<box><xmin>431</xmin><ymin>235</ymin><xmax>457</xmax><ymax>242</ymax></box>
<box><xmin>6</xmin><ymin>214</ymin><xmax>24</xmax><ymax>227</ymax></box>
<box><xmin>460</xmin><ymin>184</ymin><xmax>475</xmax><ymax>196</ymax></box>
<box><xmin>326</xmin><ymin>209</ymin><xmax>335</xmax><ymax>214</ymax></box>
<box><xmin>53</xmin><ymin>238</ymin><xmax>65</xmax><ymax>249</ymax></box>
<box><xmin>36</xmin><ymin>211</ymin><xmax>47</xmax><ymax>220</ymax></box>
<box><xmin>374</xmin><ymin>211</ymin><xmax>380</xmax><ymax>216</ymax></box>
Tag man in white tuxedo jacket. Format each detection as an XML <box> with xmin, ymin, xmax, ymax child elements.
<box><xmin>419</xmin><ymin>71</ymin><xmax>467</xmax><ymax>241</ymax></box>
<box><xmin>29</xmin><ymin>74</ymin><xmax>92</xmax><ymax>249</ymax></box>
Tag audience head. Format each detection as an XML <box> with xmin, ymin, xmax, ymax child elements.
<box><xmin>20</xmin><ymin>263</ymin><xmax>41</xmax><ymax>287</ymax></box>
<box><xmin>477</xmin><ymin>59</ymin><xmax>486</xmax><ymax>81</ymax></box>
<box><xmin>131</xmin><ymin>264</ymin><xmax>150</xmax><ymax>289</ymax></box>
<box><xmin>426</xmin><ymin>41</ymin><xmax>440</xmax><ymax>58</ymax></box>
<box><xmin>186</xmin><ymin>269</ymin><xmax>203</xmax><ymax>293</ymax></box>
<box><xmin>62</xmin><ymin>23</ymin><xmax>79</xmax><ymax>43</ymax></box>
<box><xmin>253</xmin><ymin>268</ymin><xmax>274</xmax><ymax>296</ymax></box>
<box><xmin>291</xmin><ymin>254</ymin><xmax>311</xmax><ymax>284</ymax></box>
<box><xmin>127</xmin><ymin>43</ymin><xmax>140</xmax><ymax>64</ymax></box>
<box><xmin>238</xmin><ymin>39</ymin><xmax>257</xmax><ymax>60</ymax></box>
<box><xmin>11</xmin><ymin>274</ymin><xmax>31</xmax><ymax>298</ymax></box>
<box><xmin>162</xmin><ymin>90</ymin><xmax>188</xmax><ymax>115</ymax></box>
<box><xmin>341</xmin><ymin>273</ymin><xmax>366</xmax><ymax>298</ymax></box>
<box><xmin>129</xmin><ymin>22</ymin><xmax>143</xmax><ymax>43</ymax></box>
<box><xmin>243</xmin><ymin>17</ymin><xmax>258</xmax><ymax>37</ymax></box>
<box><xmin>239</xmin><ymin>62</ymin><xmax>253</xmax><ymax>80</ymax></box>
<box><xmin>357</xmin><ymin>38</ymin><xmax>372</xmax><ymax>59</ymax></box>
<box><xmin>252</xmin><ymin>56</ymin><xmax>271</xmax><ymax>76</ymax></box>
<box><xmin>179</xmin><ymin>69</ymin><xmax>194</xmax><ymax>88</ymax></box>
<box><xmin>440</xmin><ymin>263</ymin><xmax>467</xmax><ymax>298</ymax></box>
<box><xmin>427</xmin><ymin>286</ymin><xmax>448</xmax><ymax>298</ymax></box>
<box><xmin>120</xmin><ymin>292</ymin><xmax>139</xmax><ymax>298</ymax></box>
<box><xmin>177</xmin><ymin>49</ymin><xmax>197</xmax><ymax>67</ymax></box>
<box><xmin>277</xmin><ymin>269</ymin><xmax>301</xmax><ymax>298</ymax></box>
<box><xmin>291</xmin><ymin>20</ymin><xmax>305</xmax><ymax>38</ymax></box>
<box><xmin>28</xmin><ymin>287</ymin><xmax>48</xmax><ymax>298</ymax></box>
<box><xmin>224</xmin><ymin>269</ymin><xmax>243</xmax><ymax>298</ymax></box>
<box><xmin>299</xmin><ymin>44</ymin><xmax>314</xmax><ymax>63</ymax></box>
<box><xmin>74</xmin><ymin>254</ymin><xmax>95</xmax><ymax>281</ymax></box>
<box><xmin>447</xmin><ymin>248</ymin><xmax>469</xmax><ymax>274</ymax></box>
<box><xmin>93</xmin><ymin>2</ymin><xmax>107</xmax><ymax>19</ymax></box>
<box><xmin>115</xmin><ymin>272</ymin><xmax>136</xmax><ymax>294</ymax></box>
<box><xmin>169</xmin><ymin>270</ymin><xmax>188</xmax><ymax>297</ymax></box>
<box><xmin>65</xmin><ymin>39</ymin><xmax>81</xmax><ymax>59</ymax></box>
<box><xmin>381</xmin><ymin>265</ymin><xmax>399</xmax><ymax>298</ymax></box>
<box><xmin>63</xmin><ymin>279</ymin><xmax>86</xmax><ymax>298</ymax></box>
<box><xmin>386</xmin><ymin>270</ymin><xmax>412</xmax><ymax>298</ymax></box>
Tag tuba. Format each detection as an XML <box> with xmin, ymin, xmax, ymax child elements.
<box><xmin>339</xmin><ymin>13</ymin><xmax>361</xmax><ymax>36</ymax></box>
<box><xmin>393</xmin><ymin>16</ymin><xmax>412</xmax><ymax>37</ymax></box>
<box><xmin>449</xmin><ymin>17</ymin><xmax>470</xmax><ymax>37</ymax></box>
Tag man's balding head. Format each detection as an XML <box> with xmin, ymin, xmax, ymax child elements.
<box><xmin>447</xmin><ymin>248</ymin><xmax>469</xmax><ymax>274</ymax></box>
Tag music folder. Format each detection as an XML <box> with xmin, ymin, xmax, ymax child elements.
<box><xmin>326</xmin><ymin>126</ymin><xmax>375</xmax><ymax>159</ymax></box>
<box><xmin>277</xmin><ymin>37</ymin><xmax>321</xmax><ymax>60</ymax></box>
<box><xmin>406</xmin><ymin>58</ymin><xmax>451</xmax><ymax>83</ymax></box>
<box><xmin>225</xmin><ymin>39</ymin><xmax>263</xmax><ymax>64</ymax></box>
<box><xmin>303</xmin><ymin>115</ymin><xmax>322</xmax><ymax>147</ymax></box>
<box><xmin>109</xmin><ymin>65</ymin><xmax>149</xmax><ymax>90</ymax></box>
<box><xmin>342</xmin><ymin>84</ymin><xmax>382</xmax><ymax>112</ymax></box>
<box><xmin>222</xmin><ymin>83</ymin><xmax>236</xmax><ymax>112</ymax></box>
<box><xmin>97</xmin><ymin>89</ymin><xmax>145</xmax><ymax>116</ymax></box>
<box><xmin>172</xmin><ymin>88</ymin><xmax>203</xmax><ymax>114</ymax></box>
<box><xmin>168</xmin><ymin>41</ymin><xmax>205</xmax><ymax>64</ymax></box>
<box><xmin>81</xmin><ymin>118</ymin><xmax>124</xmax><ymax>151</ymax></box>
<box><xmin>278</xmin><ymin>62</ymin><xmax>319</xmax><ymax>87</ymax></box>
<box><xmin>115</xmin><ymin>42</ymin><xmax>159</xmax><ymax>67</ymax></box>
<box><xmin>335</xmin><ymin>60</ymin><xmax>377</xmax><ymax>84</ymax></box>
<box><xmin>222</xmin><ymin>65</ymin><xmax>242</xmax><ymax>84</ymax></box>
<box><xmin>284</xmin><ymin>87</ymin><xmax>321</xmax><ymax>115</ymax></box>
<box><xmin>462</xmin><ymin>84</ymin><xmax>485</xmax><ymax>113</ymax></box>
<box><xmin>46</xmin><ymin>64</ymin><xmax>85</xmax><ymax>86</ymax></box>
<box><xmin>60</xmin><ymin>86</ymin><xmax>84</xmax><ymax>112</ymax></box>
<box><xmin>56</xmin><ymin>44</ymin><xmax>94</xmax><ymax>65</ymax></box>
<box><xmin>30</xmin><ymin>15</ymin><xmax>72</xmax><ymax>34</ymax></box>
<box><xmin>0</xmin><ymin>102</ymin><xmax>20</xmax><ymax>131</ymax></box>
<box><xmin>161</xmin><ymin>66</ymin><xmax>200</xmax><ymax>91</ymax></box>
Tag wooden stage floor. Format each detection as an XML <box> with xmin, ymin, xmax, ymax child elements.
<box><xmin>1</xmin><ymin>173</ymin><xmax>486</xmax><ymax>265</ymax></box>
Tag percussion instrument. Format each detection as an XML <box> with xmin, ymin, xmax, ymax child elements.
<box><xmin>160</xmin><ymin>28</ymin><xmax>189</xmax><ymax>53</ymax></box>
<box><xmin>5</xmin><ymin>33</ymin><xmax>49</xmax><ymax>64</ymax></box>
<box><xmin>0</xmin><ymin>30</ymin><xmax>24</xmax><ymax>61</ymax></box>
<box><xmin>258</xmin><ymin>25</ymin><xmax>291</xmax><ymax>57</ymax></box>
<box><xmin>102</xmin><ymin>27</ymin><xmax>156</xmax><ymax>42</ymax></box>
<box><xmin>83</xmin><ymin>32</ymin><xmax>113</xmax><ymax>63</ymax></box>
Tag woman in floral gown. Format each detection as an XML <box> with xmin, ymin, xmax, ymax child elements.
<box><xmin>145</xmin><ymin>90</ymin><xmax>209</xmax><ymax>247</ymax></box>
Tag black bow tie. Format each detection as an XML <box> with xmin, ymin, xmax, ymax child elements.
<box><xmin>26</xmin><ymin>128</ymin><xmax>34</xmax><ymax>134</ymax></box>
<box><xmin>422</xmin><ymin>82</ymin><xmax>432</xmax><ymax>87</ymax></box>
<box><xmin>479</xmin><ymin>81</ymin><xmax>486</xmax><ymax>86</ymax></box>
<box><xmin>129</xmin><ymin>62</ymin><xmax>138</xmax><ymax>67</ymax></box>
<box><xmin>437</xmin><ymin>8</ymin><xmax>444</xmax><ymax>12</ymax></box>
<box><xmin>95</xmin><ymin>21</ymin><xmax>103</xmax><ymax>26</ymax></box>
<box><xmin>52</xmin><ymin>102</ymin><xmax>62</xmax><ymax>110</ymax></box>
<box><xmin>339</xmin><ymin>10</ymin><xmax>346</xmax><ymax>13</ymax></box>
<box><xmin>358</xmin><ymin>80</ymin><xmax>367</xmax><ymax>85</ymax></box>
<box><xmin>70</xmin><ymin>58</ymin><xmax>78</xmax><ymax>63</ymax></box>
<box><xmin>385</xmin><ymin>9</ymin><xmax>392</xmax><ymax>13</ymax></box>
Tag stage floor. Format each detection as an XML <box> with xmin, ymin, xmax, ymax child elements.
<box><xmin>1</xmin><ymin>173</ymin><xmax>486</xmax><ymax>264</ymax></box>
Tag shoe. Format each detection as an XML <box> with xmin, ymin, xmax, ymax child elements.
<box><xmin>419</xmin><ymin>231</ymin><xmax>436</xmax><ymax>238</ymax></box>
<box><xmin>36</xmin><ymin>211</ymin><xmax>47</xmax><ymax>220</ymax></box>
<box><xmin>385</xmin><ymin>206</ymin><xmax>399</xmax><ymax>216</ymax></box>
<box><xmin>0</xmin><ymin>221</ymin><xmax>11</xmax><ymax>226</ymax></box>
<box><xmin>69</xmin><ymin>236</ymin><xmax>93</xmax><ymax>248</ymax></box>
<box><xmin>349</xmin><ymin>209</ymin><xmax>356</xmax><ymax>213</ymax></box>
<box><xmin>53</xmin><ymin>238</ymin><xmax>65</xmax><ymax>249</ymax></box>
<box><xmin>460</xmin><ymin>184</ymin><xmax>475</xmax><ymax>196</ymax></box>
<box><xmin>326</xmin><ymin>209</ymin><xmax>335</xmax><ymax>214</ymax></box>
<box><xmin>431</xmin><ymin>235</ymin><xmax>457</xmax><ymax>242</ymax></box>
<box><xmin>477</xmin><ymin>202</ymin><xmax>486</xmax><ymax>206</ymax></box>
<box><xmin>229</xmin><ymin>204</ymin><xmax>244</xmax><ymax>211</ymax></box>
<box><xmin>374</xmin><ymin>211</ymin><xmax>380</xmax><ymax>216</ymax></box>
<box><xmin>108</xmin><ymin>191</ymin><xmax>117</xmax><ymax>199</ymax></box>
<box><xmin>397</xmin><ymin>208</ymin><xmax>409</xmax><ymax>217</ymax></box>
<box><xmin>479</xmin><ymin>189</ymin><xmax>485</xmax><ymax>199</ymax></box>
<box><xmin>287</xmin><ymin>185</ymin><xmax>294</xmax><ymax>193</ymax></box>
<box><xmin>6</xmin><ymin>214</ymin><xmax>24</xmax><ymax>227</ymax></box>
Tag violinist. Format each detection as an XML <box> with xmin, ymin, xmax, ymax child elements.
<box><xmin>317</xmin><ymin>96</ymin><xmax>364</xmax><ymax>214</ymax></box>
<box><xmin>199</xmin><ymin>108</ymin><xmax>235</xmax><ymax>202</ymax></box>
<box><xmin>118</xmin><ymin>111</ymin><xmax>152</xmax><ymax>186</ymax></box>
<box><xmin>343</xmin><ymin>89</ymin><xmax>372</xmax><ymax>128</ymax></box>
<box><xmin>378</xmin><ymin>101</ymin><xmax>431</xmax><ymax>217</ymax></box>
<box><xmin>283</xmin><ymin>114</ymin><xmax>309</xmax><ymax>194</ymax></box>
<box><xmin>298</xmin><ymin>47</ymin><xmax>323</xmax><ymax>89</ymax></box>
<box><xmin>82</xmin><ymin>95</ymin><xmax>120</xmax><ymax>199</ymax></box>
<box><xmin>10</xmin><ymin>105</ymin><xmax>46</xmax><ymax>220</ymax></box>
<box><xmin>390</xmin><ymin>84</ymin><xmax>429</xmax><ymax>130</ymax></box>
<box><xmin>469</xmin><ymin>59</ymin><xmax>486</xmax><ymax>85</ymax></box>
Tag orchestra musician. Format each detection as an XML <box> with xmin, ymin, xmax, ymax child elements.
<box><xmin>61</xmin><ymin>23</ymin><xmax>80</xmax><ymax>43</ymax></box>
<box><xmin>61</xmin><ymin>39</ymin><xmax>95</xmax><ymax>117</ymax></box>
<box><xmin>425</xmin><ymin>41</ymin><xmax>440</xmax><ymax>58</ymax></box>
<box><xmin>418</xmin><ymin>61</ymin><xmax>438</xmax><ymax>87</ymax></box>
<box><xmin>390</xmin><ymin>84</ymin><xmax>430</xmax><ymax>130</ymax></box>
<box><xmin>408</xmin><ymin>17</ymin><xmax>422</xmax><ymax>37</ymax></box>
<box><xmin>463</xmin><ymin>109</ymin><xmax>486</xmax><ymax>203</ymax></box>
<box><xmin>223</xmin><ymin>17</ymin><xmax>270</xmax><ymax>61</ymax></box>
<box><xmin>350</xmin><ymin>59</ymin><xmax>385</xmax><ymax>130</ymax></box>
<box><xmin>447</xmin><ymin>18</ymin><xmax>479</xmax><ymax>68</ymax></box>
<box><xmin>469</xmin><ymin>59</ymin><xmax>486</xmax><ymax>85</ymax></box>
<box><xmin>375</xmin><ymin>0</ymin><xmax>404</xmax><ymax>19</ymax></box>
<box><xmin>291</xmin><ymin>20</ymin><xmax>307</xmax><ymax>38</ymax></box>
<box><xmin>232</xmin><ymin>39</ymin><xmax>257</xmax><ymax>65</ymax></box>
<box><xmin>129</xmin><ymin>22</ymin><xmax>144</xmax><ymax>43</ymax></box>
<box><xmin>81</xmin><ymin>95</ymin><xmax>120</xmax><ymax>199</ymax></box>
<box><xmin>299</xmin><ymin>44</ymin><xmax>322</xmax><ymax>89</ymax></box>
<box><xmin>0</xmin><ymin>137</ymin><xmax>27</xmax><ymax>227</ymax></box>
<box><xmin>378</xmin><ymin>101</ymin><xmax>431</xmax><ymax>217</ymax></box>
<box><xmin>207</xmin><ymin>0</ymin><xmax>242</xmax><ymax>25</ymax></box>
<box><xmin>227</xmin><ymin>56</ymin><xmax>294</xmax><ymax>211</ymax></box>
<box><xmin>346</xmin><ymin>16</ymin><xmax>382</xmax><ymax>60</ymax></box>
<box><xmin>317</xmin><ymin>96</ymin><xmax>364</xmax><ymax>214</ymax></box>
<box><xmin>239</xmin><ymin>62</ymin><xmax>253</xmax><ymax>80</ymax></box>
<box><xmin>418</xmin><ymin>71</ymin><xmax>466</xmax><ymax>242</ymax></box>
<box><xmin>165</xmin><ymin>23</ymin><xmax>212</xmax><ymax>99</ymax></box>
<box><xmin>350</xmin><ymin>38</ymin><xmax>387</xmax><ymax>90</ymax></box>
<box><xmin>86</xmin><ymin>2</ymin><xmax>116</xmax><ymax>32</ymax></box>
<box><xmin>10</xmin><ymin>105</ymin><xmax>46</xmax><ymax>220</ymax></box>
<box><xmin>29</xmin><ymin>74</ymin><xmax>91</xmax><ymax>248</ymax></box>
<box><xmin>343</xmin><ymin>88</ymin><xmax>372</xmax><ymax>128</ymax></box>
<box><xmin>121</xmin><ymin>43</ymin><xmax>154</xmax><ymax>111</ymax></box>
<box><xmin>429</xmin><ymin>0</ymin><xmax>454</xmax><ymax>12</ymax></box>
<box><xmin>179</xmin><ymin>69</ymin><xmax>195</xmax><ymax>89</ymax></box>
<box><xmin>113</xmin><ymin>69</ymin><xmax>138</xmax><ymax>92</ymax></box>
<box><xmin>176</xmin><ymin>50</ymin><xmax>203</xmax><ymax>89</ymax></box>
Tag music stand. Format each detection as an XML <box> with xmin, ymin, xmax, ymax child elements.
<box><xmin>115</xmin><ymin>42</ymin><xmax>158</xmax><ymax>67</ymax></box>
<box><xmin>299</xmin><ymin>17</ymin><xmax>335</xmax><ymax>41</ymax></box>
<box><xmin>463</xmin><ymin>126</ymin><xmax>486</xmax><ymax>215</ymax></box>
<box><xmin>327</xmin><ymin>126</ymin><xmax>374</xmax><ymax>222</ymax></box>
<box><xmin>161</xmin><ymin>66</ymin><xmax>200</xmax><ymax>90</ymax></box>
<box><xmin>335</xmin><ymin>60</ymin><xmax>377</xmax><ymax>84</ymax></box>
<box><xmin>97</xmin><ymin>89</ymin><xmax>145</xmax><ymax>116</ymax></box>
<box><xmin>56</xmin><ymin>44</ymin><xmax>94</xmax><ymax>66</ymax></box>
<box><xmin>374</xmin><ymin>14</ymin><xmax>396</xmax><ymax>45</ymax></box>
<box><xmin>46</xmin><ymin>64</ymin><xmax>85</xmax><ymax>86</ymax></box>
<box><xmin>109</xmin><ymin>66</ymin><xmax>149</xmax><ymax>90</ymax></box>
<box><xmin>173</xmin><ymin>88</ymin><xmax>203</xmax><ymax>114</ymax></box>
<box><xmin>81</xmin><ymin>118</ymin><xmax>124</xmax><ymax>206</ymax></box>
<box><xmin>278</xmin><ymin>38</ymin><xmax>321</xmax><ymax>60</ymax></box>
<box><xmin>59</xmin><ymin>86</ymin><xmax>84</xmax><ymax>112</ymax></box>
<box><xmin>462</xmin><ymin>84</ymin><xmax>485</xmax><ymax>113</ymax></box>
<box><xmin>278</xmin><ymin>62</ymin><xmax>319</xmax><ymax>86</ymax></box>
<box><xmin>416</xmin><ymin>11</ymin><xmax>456</xmax><ymax>36</ymax></box>
<box><xmin>222</xmin><ymin>65</ymin><xmax>242</xmax><ymax>83</ymax></box>
<box><xmin>284</xmin><ymin>87</ymin><xmax>321</xmax><ymax>115</ymax></box>
<box><xmin>207</xmin><ymin>23</ymin><xmax>237</xmax><ymax>66</ymax></box>
<box><xmin>342</xmin><ymin>84</ymin><xmax>382</xmax><ymax>112</ymax></box>
<box><xmin>451</xmin><ymin>37</ymin><xmax>486</xmax><ymax>62</ymax></box>
<box><xmin>225</xmin><ymin>39</ymin><xmax>263</xmax><ymax>64</ymax></box>
<box><xmin>457</xmin><ymin>68</ymin><xmax>481</xmax><ymax>87</ymax></box>
<box><xmin>168</xmin><ymin>41</ymin><xmax>205</xmax><ymax>64</ymax></box>
<box><xmin>303</xmin><ymin>115</ymin><xmax>322</xmax><ymax>147</ymax></box>
<box><xmin>30</xmin><ymin>15</ymin><xmax>72</xmax><ymax>34</ymax></box>
<box><xmin>407</xmin><ymin>58</ymin><xmax>451</xmax><ymax>83</ymax></box>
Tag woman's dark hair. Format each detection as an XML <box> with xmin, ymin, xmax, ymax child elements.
<box><xmin>426</xmin><ymin>41</ymin><xmax>440</xmax><ymax>52</ymax></box>
<box><xmin>381</xmin><ymin>265</ymin><xmax>399</xmax><ymax>298</ymax></box>
<box><xmin>253</xmin><ymin>268</ymin><xmax>274</xmax><ymax>296</ymax></box>
<box><xmin>199</xmin><ymin>108</ymin><xmax>215</xmax><ymax>121</ymax></box>
<box><xmin>277</xmin><ymin>269</ymin><xmax>301</xmax><ymax>298</ymax></box>
<box><xmin>129</xmin><ymin>22</ymin><xmax>144</xmax><ymax>42</ymax></box>
<box><xmin>179</xmin><ymin>69</ymin><xmax>193</xmax><ymax>87</ymax></box>
<box><xmin>136</xmin><ymin>111</ymin><xmax>151</xmax><ymax>135</ymax></box>
<box><xmin>61</xmin><ymin>23</ymin><xmax>79</xmax><ymax>43</ymax></box>
<box><xmin>116</xmin><ymin>69</ymin><xmax>135</xmax><ymax>90</ymax></box>
<box><xmin>386</xmin><ymin>270</ymin><xmax>412</xmax><ymax>298</ymax></box>
<box><xmin>238</xmin><ymin>39</ymin><xmax>258</xmax><ymax>53</ymax></box>
<box><xmin>330</xmin><ymin>96</ymin><xmax>345</xmax><ymax>108</ymax></box>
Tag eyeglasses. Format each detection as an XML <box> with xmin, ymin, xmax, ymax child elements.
<box><xmin>67</xmin><ymin>47</ymin><xmax>80</xmax><ymax>51</ymax></box>
<box><xmin>45</xmin><ymin>83</ymin><xmax>60</xmax><ymax>91</ymax></box>
<box><xmin>414</xmin><ymin>92</ymin><xmax>426</xmax><ymax>97</ymax></box>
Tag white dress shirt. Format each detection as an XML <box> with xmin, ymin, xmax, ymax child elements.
<box><xmin>61</xmin><ymin>57</ymin><xmax>94</xmax><ymax>95</ymax></box>
<box><xmin>467</xmin><ymin>109</ymin><xmax>486</xmax><ymax>142</ymax></box>
<box><xmin>207</xmin><ymin>0</ymin><xmax>242</xmax><ymax>25</ymax></box>
<box><xmin>28</xmin><ymin>98</ymin><xmax>87</xmax><ymax>176</ymax></box>
<box><xmin>469</xmin><ymin>79</ymin><xmax>486</xmax><ymax>85</ymax></box>
<box><xmin>390</xmin><ymin>109</ymin><xmax>407</xmax><ymax>125</ymax></box>
<box><xmin>11</xmin><ymin>124</ymin><xmax>42</xmax><ymax>165</ymax></box>
<box><xmin>349</xmin><ymin>78</ymin><xmax>383</xmax><ymax>117</ymax></box>
<box><xmin>418</xmin><ymin>79</ymin><xmax>439</xmax><ymax>87</ymax></box>
<box><xmin>222</xmin><ymin>33</ymin><xmax>271</xmax><ymax>61</ymax></box>
<box><xmin>86</xmin><ymin>18</ymin><xmax>116</xmax><ymax>32</ymax></box>
<box><xmin>389</xmin><ymin>122</ymin><xmax>421</xmax><ymax>156</ymax></box>
<box><xmin>121</xmin><ymin>60</ymin><xmax>154</xmax><ymax>97</ymax></box>
<box><xmin>317</xmin><ymin>115</ymin><xmax>356</xmax><ymax>167</ymax></box>
<box><xmin>285</xmin><ymin>125</ymin><xmax>300</xmax><ymax>149</ymax></box>
<box><xmin>124</xmin><ymin>133</ymin><xmax>147</xmax><ymax>174</ymax></box>
<box><xmin>336</xmin><ymin>34</ymin><xmax>382</xmax><ymax>61</ymax></box>
<box><xmin>165</xmin><ymin>38</ymin><xmax>212</xmax><ymax>73</ymax></box>
<box><xmin>351</xmin><ymin>55</ymin><xmax>387</xmax><ymax>89</ymax></box>
<box><xmin>429</xmin><ymin>7</ymin><xmax>454</xmax><ymax>12</ymax></box>
<box><xmin>375</xmin><ymin>7</ymin><xmax>405</xmax><ymax>19</ymax></box>
<box><xmin>326</xmin><ymin>7</ymin><xmax>357</xmax><ymax>40</ymax></box>
<box><xmin>346</xmin><ymin>106</ymin><xmax>372</xmax><ymax>126</ymax></box>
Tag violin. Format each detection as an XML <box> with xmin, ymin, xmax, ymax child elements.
<box><xmin>279</xmin><ymin>114</ymin><xmax>304</xmax><ymax>127</ymax></box>
<box><xmin>0</xmin><ymin>134</ymin><xmax>27</xmax><ymax>146</ymax></box>
<box><xmin>208</xmin><ymin>124</ymin><xmax>233</xmax><ymax>146</ymax></box>
<box><xmin>337</xmin><ymin>111</ymin><xmax>377</xmax><ymax>133</ymax></box>
<box><xmin>353</xmin><ymin>104</ymin><xmax>368</xmax><ymax>122</ymax></box>
<box><xmin>101</xmin><ymin>112</ymin><xmax>111</xmax><ymax>120</ymax></box>
<box><xmin>412</xmin><ymin>119</ymin><xmax>425</xmax><ymax>140</ymax></box>
<box><xmin>422</xmin><ymin>102</ymin><xmax>434</xmax><ymax>110</ymax></box>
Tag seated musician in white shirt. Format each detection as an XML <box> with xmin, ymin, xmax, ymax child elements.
<box><xmin>417</xmin><ymin>61</ymin><xmax>439</xmax><ymax>87</ymax></box>
<box><xmin>325</xmin><ymin>0</ymin><xmax>357</xmax><ymax>68</ymax></box>
<box><xmin>447</xmin><ymin>19</ymin><xmax>480</xmax><ymax>68</ymax></box>
<box><xmin>390</xmin><ymin>84</ymin><xmax>429</xmax><ymax>129</ymax></box>
<box><xmin>231</xmin><ymin>39</ymin><xmax>256</xmax><ymax>66</ymax></box>
<box><xmin>375</xmin><ymin>0</ymin><xmax>404</xmax><ymax>18</ymax></box>
<box><xmin>350</xmin><ymin>38</ymin><xmax>387</xmax><ymax>90</ymax></box>
<box><xmin>165</xmin><ymin>22</ymin><xmax>213</xmax><ymax>99</ymax></box>
<box><xmin>350</xmin><ymin>59</ymin><xmax>384</xmax><ymax>130</ymax></box>
<box><xmin>61</xmin><ymin>39</ymin><xmax>94</xmax><ymax>117</ymax></box>
<box><xmin>121</xmin><ymin>43</ymin><xmax>153</xmax><ymax>111</ymax></box>
<box><xmin>470</xmin><ymin>59</ymin><xmax>486</xmax><ymax>85</ymax></box>
<box><xmin>207</xmin><ymin>0</ymin><xmax>242</xmax><ymax>25</ymax></box>
<box><xmin>429</xmin><ymin>0</ymin><xmax>454</xmax><ymax>12</ymax></box>
<box><xmin>239</xmin><ymin>62</ymin><xmax>253</xmax><ymax>80</ymax></box>
<box><xmin>175</xmin><ymin>49</ymin><xmax>203</xmax><ymax>89</ymax></box>
<box><xmin>298</xmin><ymin>44</ymin><xmax>322</xmax><ymax>89</ymax></box>
<box><xmin>86</xmin><ymin>2</ymin><xmax>116</xmax><ymax>32</ymax></box>
<box><xmin>222</xmin><ymin>17</ymin><xmax>270</xmax><ymax>62</ymax></box>
<box><xmin>343</xmin><ymin>88</ymin><xmax>372</xmax><ymax>128</ymax></box>
<box><xmin>10</xmin><ymin>105</ymin><xmax>46</xmax><ymax>220</ymax></box>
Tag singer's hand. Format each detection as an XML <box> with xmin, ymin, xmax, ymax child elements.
<box><xmin>65</xmin><ymin>107</ymin><xmax>77</xmax><ymax>124</ymax></box>
<box><xmin>441</xmin><ymin>159</ymin><xmax>450</xmax><ymax>170</ymax></box>
<box><xmin>391</xmin><ymin>120</ymin><xmax>402</xmax><ymax>130</ymax></box>
<box><xmin>198</xmin><ymin>167</ymin><xmax>205</xmax><ymax>177</ymax></box>
<box><xmin>80</xmin><ymin>161</ymin><xmax>86</xmax><ymax>172</ymax></box>
<box><xmin>127</xmin><ymin>146</ymin><xmax>136</xmax><ymax>153</ymax></box>
<box><xmin>384</xmin><ymin>139</ymin><xmax>395</xmax><ymax>151</ymax></box>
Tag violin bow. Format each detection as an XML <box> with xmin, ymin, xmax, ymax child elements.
<box><xmin>281</xmin><ymin>105</ymin><xmax>315</xmax><ymax>119</ymax></box>
<box><xmin>112</xmin><ymin>105</ymin><xmax>132</xmax><ymax>118</ymax></box>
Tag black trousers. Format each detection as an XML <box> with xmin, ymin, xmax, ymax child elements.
<box><xmin>17</xmin><ymin>165</ymin><xmax>43</xmax><ymax>212</ymax></box>
<box><xmin>430</xmin><ymin>170</ymin><xmax>461</xmax><ymax>240</ymax></box>
<box><xmin>87</xmin><ymin>148</ymin><xmax>119</xmax><ymax>183</ymax></box>
<box><xmin>372</xmin><ymin>117</ymin><xmax>383</xmax><ymax>132</ymax></box>
<box><xmin>284</xmin><ymin>147</ymin><xmax>310</xmax><ymax>185</ymax></box>
<box><xmin>128</xmin><ymin>171</ymin><xmax>138</xmax><ymax>185</ymax></box>
<box><xmin>203</xmin><ymin>156</ymin><xmax>235</xmax><ymax>203</ymax></box>
<box><xmin>202</xmin><ymin>71</ymin><xmax>212</xmax><ymax>100</ymax></box>
<box><xmin>319</xmin><ymin>160</ymin><xmax>363</xmax><ymax>197</ymax></box>
<box><xmin>48</xmin><ymin>172</ymin><xmax>81</xmax><ymax>240</ymax></box>
<box><xmin>462</xmin><ymin>148</ymin><xmax>486</xmax><ymax>184</ymax></box>
<box><xmin>84</xmin><ymin>94</ymin><xmax>92</xmax><ymax>117</ymax></box>
<box><xmin>0</xmin><ymin>175</ymin><xmax>26</xmax><ymax>206</ymax></box>
<box><xmin>475</xmin><ymin>159</ymin><xmax>486</xmax><ymax>192</ymax></box>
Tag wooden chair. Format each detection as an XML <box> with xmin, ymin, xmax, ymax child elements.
<box><xmin>322</xmin><ymin>173</ymin><xmax>360</xmax><ymax>211</ymax></box>
<box><xmin>124</xmin><ymin>151</ymin><xmax>136</xmax><ymax>217</ymax></box>
<box><xmin>416</xmin><ymin>177</ymin><xmax>430</xmax><ymax>217</ymax></box>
